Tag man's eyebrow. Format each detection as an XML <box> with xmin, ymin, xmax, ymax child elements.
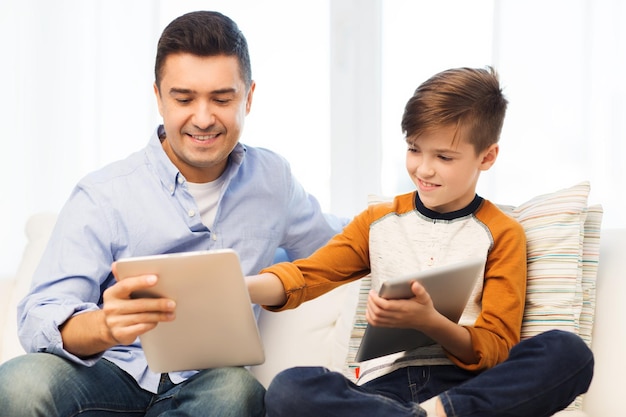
<box><xmin>169</xmin><ymin>87</ymin><xmax>195</xmax><ymax>95</ymax></box>
<box><xmin>168</xmin><ymin>87</ymin><xmax>238</xmax><ymax>95</ymax></box>
<box><xmin>211</xmin><ymin>87</ymin><xmax>238</xmax><ymax>95</ymax></box>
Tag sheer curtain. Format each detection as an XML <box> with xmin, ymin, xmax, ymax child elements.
<box><xmin>0</xmin><ymin>0</ymin><xmax>331</xmax><ymax>277</ymax></box>
<box><xmin>1</xmin><ymin>0</ymin><xmax>624</xmax><ymax>278</ymax></box>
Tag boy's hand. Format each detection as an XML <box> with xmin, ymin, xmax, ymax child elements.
<box><xmin>365</xmin><ymin>281</ymin><xmax>440</xmax><ymax>330</ymax></box>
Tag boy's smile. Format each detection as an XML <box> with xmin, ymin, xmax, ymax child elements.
<box><xmin>406</xmin><ymin>124</ymin><xmax>498</xmax><ymax>213</ymax></box>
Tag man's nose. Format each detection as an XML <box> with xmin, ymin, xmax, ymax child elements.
<box><xmin>192</xmin><ymin>102</ymin><xmax>216</xmax><ymax>129</ymax></box>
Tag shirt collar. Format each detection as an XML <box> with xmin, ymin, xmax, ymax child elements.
<box><xmin>414</xmin><ymin>192</ymin><xmax>484</xmax><ymax>221</ymax></box>
<box><xmin>145</xmin><ymin>125</ymin><xmax>247</xmax><ymax>195</ymax></box>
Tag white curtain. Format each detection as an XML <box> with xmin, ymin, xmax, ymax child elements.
<box><xmin>0</xmin><ymin>0</ymin><xmax>331</xmax><ymax>277</ymax></box>
<box><xmin>1</xmin><ymin>0</ymin><xmax>624</xmax><ymax>278</ymax></box>
<box><xmin>380</xmin><ymin>0</ymin><xmax>625</xmax><ymax>229</ymax></box>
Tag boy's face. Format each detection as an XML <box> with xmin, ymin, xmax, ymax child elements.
<box><xmin>406</xmin><ymin>124</ymin><xmax>498</xmax><ymax>213</ymax></box>
<box><xmin>154</xmin><ymin>53</ymin><xmax>255</xmax><ymax>183</ymax></box>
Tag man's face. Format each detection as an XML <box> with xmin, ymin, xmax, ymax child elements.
<box><xmin>154</xmin><ymin>53</ymin><xmax>255</xmax><ymax>183</ymax></box>
<box><xmin>405</xmin><ymin>124</ymin><xmax>498</xmax><ymax>213</ymax></box>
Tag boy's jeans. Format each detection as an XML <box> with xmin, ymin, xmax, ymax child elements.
<box><xmin>266</xmin><ymin>330</ymin><xmax>594</xmax><ymax>417</ymax></box>
<box><xmin>0</xmin><ymin>354</ymin><xmax>265</xmax><ymax>416</ymax></box>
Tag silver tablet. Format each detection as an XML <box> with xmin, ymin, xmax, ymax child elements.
<box><xmin>355</xmin><ymin>257</ymin><xmax>485</xmax><ymax>362</ymax></box>
<box><xmin>115</xmin><ymin>249</ymin><xmax>265</xmax><ymax>373</ymax></box>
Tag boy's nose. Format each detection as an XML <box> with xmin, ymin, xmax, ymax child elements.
<box><xmin>417</xmin><ymin>159</ymin><xmax>435</xmax><ymax>177</ymax></box>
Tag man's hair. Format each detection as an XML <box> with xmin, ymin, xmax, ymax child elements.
<box><xmin>401</xmin><ymin>67</ymin><xmax>508</xmax><ymax>152</ymax></box>
<box><xmin>154</xmin><ymin>11</ymin><xmax>252</xmax><ymax>90</ymax></box>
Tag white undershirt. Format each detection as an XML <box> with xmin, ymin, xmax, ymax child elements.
<box><xmin>186</xmin><ymin>176</ymin><xmax>225</xmax><ymax>229</ymax></box>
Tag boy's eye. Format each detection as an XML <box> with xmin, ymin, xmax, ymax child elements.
<box><xmin>175</xmin><ymin>97</ymin><xmax>192</xmax><ymax>104</ymax></box>
<box><xmin>438</xmin><ymin>155</ymin><xmax>453</xmax><ymax>161</ymax></box>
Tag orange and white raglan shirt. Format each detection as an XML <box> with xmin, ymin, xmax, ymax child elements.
<box><xmin>261</xmin><ymin>191</ymin><xmax>527</xmax><ymax>384</ymax></box>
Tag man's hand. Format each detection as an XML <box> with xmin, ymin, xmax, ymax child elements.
<box><xmin>103</xmin><ymin>263</ymin><xmax>177</xmax><ymax>345</ymax></box>
<box><xmin>59</xmin><ymin>263</ymin><xmax>176</xmax><ymax>358</ymax></box>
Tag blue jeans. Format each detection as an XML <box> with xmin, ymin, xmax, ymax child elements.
<box><xmin>0</xmin><ymin>353</ymin><xmax>265</xmax><ymax>416</ymax></box>
<box><xmin>265</xmin><ymin>330</ymin><xmax>594</xmax><ymax>417</ymax></box>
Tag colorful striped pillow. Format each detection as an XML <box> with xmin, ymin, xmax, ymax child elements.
<box><xmin>510</xmin><ymin>182</ymin><xmax>591</xmax><ymax>339</ymax></box>
<box><xmin>579</xmin><ymin>204</ymin><xmax>603</xmax><ymax>347</ymax></box>
<box><xmin>509</xmin><ymin>182</ymin><xmax>599</xmax><ymax>412</ymax></box>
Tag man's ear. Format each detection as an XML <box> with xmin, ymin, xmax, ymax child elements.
<box><xmin>153</xmin><ymin>82</ymin><xmax>164</xmax><ymax>117</ymax></box>
<box><xmin>245</xmin><ymin>80</ymin><xmax>256</xmax><ymax>114</ymax></box>
<box><xmin>479</xmin><ymin>143</ymin><xmax>499</xmax><ymax>171</ymax></box>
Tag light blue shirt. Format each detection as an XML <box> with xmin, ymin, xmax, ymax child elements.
<box><xmin>17</xmin><ymin>126</ymin><xmax>342</xmax><ymax>393</ymax></box>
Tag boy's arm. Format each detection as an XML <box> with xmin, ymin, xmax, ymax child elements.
<box><xmin>250</xmin><ymin>207</ymin><xmax>377</xmax><ymax>311</ymax></box>
<box><xmin>246</xmin><ymin>273</ymin><xmax>288</xmax><ymax>307</ymax></box>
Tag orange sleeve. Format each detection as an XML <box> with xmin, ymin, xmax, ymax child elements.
<box><xmin>448</xmin><ymin>202</ymin><xmax>527</xmax><ymax>371</ymax></box>
<box><xmin>260</xmin><ymin>206</ymin><xmax>372</xmax><ymax>311</ymax></box>
<box><xmin>260</xmin><ymin>195</ymin><xmax>415</xmax><ymax>311</ymax></box>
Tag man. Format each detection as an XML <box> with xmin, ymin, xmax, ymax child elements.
<box><xmin>0</xmin><ymin>10</ymin><xmax>340</xmax><ymax>416</ymax></box>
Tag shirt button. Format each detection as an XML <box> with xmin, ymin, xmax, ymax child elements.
<box><xmin>188</xmin><ymin>209</ymin><xmax>195</xmax><ymax>217</ymax></box>
<box><xmin>169</xmin><ymin>185</ymin><xmax>175</xmax><ymax>193</ymax></box>
<box><xmin>177</xmin><ymin>177</ymin><xmax>184</xmax><ymax>184</ymax></box>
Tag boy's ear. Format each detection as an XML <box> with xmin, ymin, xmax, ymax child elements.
<box><xmin>479</xmin><ymin>144</ymin><xmax>499</xmax><ymax>171</ymax></box>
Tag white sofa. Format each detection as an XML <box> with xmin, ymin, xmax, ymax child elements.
<box><xmin>1</xmin><ymin>212</ymin><xmax>622</xmax><ymax>416</ymax></box>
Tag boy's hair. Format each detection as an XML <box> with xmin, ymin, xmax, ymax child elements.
<box><xmin>401</xmin><ymin>67</ymin><xmax>508</xmax><ymax>153</ymax></box>
<box><xmin>154</xmin><ymin>11</ymin><xmax>252</xmax><ymax>91</ymax></box>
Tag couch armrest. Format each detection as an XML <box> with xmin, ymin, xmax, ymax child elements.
<box><xmin>582</xmin><ymin>228</ymin><xmax>626</xmax><ymax>415</ymax></box>
<box><xmin>0</xmin><ymin>212</ymin><xmax>57</xmax><ymax>364</ymax></box>
<box><xmin>0</xmin><ymin>277</ymin><xmax>16</xmax><ymax>344</ymax></box>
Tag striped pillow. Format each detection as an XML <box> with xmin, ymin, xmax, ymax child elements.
<box><xmin>510</xmin><ymin>182</ymin><xmax>591</xmax><ymax>339</ymax></box>
<box><xmin>579</xmin><ymin>204</ymin><xmax>603</xmax><ymax>347</ymax></box>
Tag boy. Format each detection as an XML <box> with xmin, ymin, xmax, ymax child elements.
<box><xmin>247</xmin><ymin>67</ymin><xmax>594</xmax><ymax>416</ymax></box>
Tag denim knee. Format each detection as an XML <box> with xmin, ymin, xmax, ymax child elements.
<box><xmin>266</xmin><ymin>367</ymin><xmax>326</xmax><ymax>413</ymax></box>
<box><xmin>529</xmin><ymin>329</ymin><xmax>594</xmax><ymax>392</ymax></box>
<box><xmin>266</xmin><ymin>367</ymin><xmax>303</xmax><ymax>408</ymax></box>
<box><xmin>187</xmin><ymin>367</ymin><xmax>266</xmax><ymax>417</ymax></box>
<box><xmin>0</xmin><ymin>354</ymin><xmax>60</xmax><ymax>416</ymax></box>
<box><xmin>535</xmin><ymin>330</ymin><xmax>594</xmax><ymax>367</ymax></box>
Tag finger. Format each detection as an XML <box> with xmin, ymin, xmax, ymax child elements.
<box><xmin>103</xmin><ymin>291</ymin><xmax>176</xmax><ymax>317</ymax></box>
<box><xmin>104</xmin><ymin>301</ymin><xmax>176</xmax><ymax>345</ymax></box>
<box><xmin>108</xmin><ymin>274</ymin><xmax>159</xmax><ymax>300</ymax></box>
<box><xmin>111</xmin><ymin>261</ymin><xmax>119</xmax><ymax>281</ymax></box>
<box><xmin>410</xmin><ymin>281</ymin><xmax>431</xmax><ymax>305</ymax></box>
